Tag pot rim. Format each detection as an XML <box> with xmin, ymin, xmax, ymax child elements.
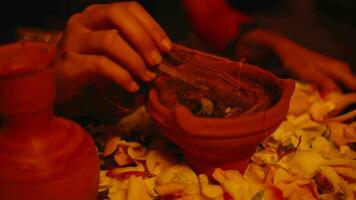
<box><xmin>148</xmin><ymin>62</ymin><xmax>295</xmax><ymax>138</ymax></box>
<box><xmin>0</xmin><ymin>41</ymin><xmax>55</xmax><ymax>79</ymax></box>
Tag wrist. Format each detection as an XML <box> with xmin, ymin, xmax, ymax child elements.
<box><xmin>238</xmin><ymin>28</ymin><xmax>296</xmax><ymax>54</ymax></box>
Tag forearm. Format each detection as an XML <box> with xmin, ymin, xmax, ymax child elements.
<box><xmin>238</xmin><ymin>28</ymin><xmax>297</xmax><ymax>56</ymax></box>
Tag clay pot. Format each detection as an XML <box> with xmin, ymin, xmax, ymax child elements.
<box><xmin>0</xmin><ymin>42</ymin><xmax>99</xmax><ymax>199</ymax></box>
<box><xmin>148</xmin><ymin>45</ymin><xmax>295</xmax><ymax>175</ymax></box>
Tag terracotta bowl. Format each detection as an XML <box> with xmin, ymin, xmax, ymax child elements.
<box><xmin>147</xmin><ymin>45</ymin><xmax>295</xmax><ymax>175</ymax></box>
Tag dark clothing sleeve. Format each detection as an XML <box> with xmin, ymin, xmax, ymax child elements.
<box><xmin>182</xmin><ymin>0</ymin><xmax>255</xmax><ymax>50</ymax></box>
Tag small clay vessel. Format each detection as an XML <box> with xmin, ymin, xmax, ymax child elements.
<box><xmin>0</xmin><ymin>42</ymin><xmax>99</xmax><ymax>199</ymax></box>
<box><xmin>148</xmin><ymin>45</ymin><xmax>295</xmax><ymax>175</ymax></box>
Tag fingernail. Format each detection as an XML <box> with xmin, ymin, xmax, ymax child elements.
<box><xmin>129</xmin><ymin>82</ymin><xmax>140</xmax><ymax>92</ymax></box>
<box><xmin>162</xmin><ymin>38</ymin><xmax>172</xmax><ymax>51</ymax></box>
<box><xmin>145</xmin><ymin>70</ymin><xmax>157</xmax><ymax>81</ymax></box>
<box><xmin>111</xmin><ymin>29</ymin><xmax>118</xmax><ymax>34</ymax></box>
<box><xmin>149</xmin><ymin>51</ymin><xmax>162</xmax><ymax>65</ymax></box>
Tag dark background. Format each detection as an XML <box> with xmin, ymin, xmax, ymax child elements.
<box><xmin>0</xmin><ymin>0</ymin><xmax>355</xmax><ymax>71</ymax></box>
<box><xmin>153</xmin><ymin>0</ymin><xmax>356</xmax><ymax>72</ymax></box>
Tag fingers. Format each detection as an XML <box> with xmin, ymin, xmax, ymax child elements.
<box><xmin>316</xmin><ymin>76</ymin><xmax>341</xmax><ymax>96</ymax></box>
<box><xmin>83</xmin><ymin>4</ymin><xmax>103</xmax><ymax>13</ymax></box>
<box><xmin>330</xmin><ymin>70</ymin><xmax>356</xmax><ymax>91</ymax></box>
<box><xmin>83</xmin><ymin>2</ymin><xmax>172</xmax><ymax>52</ymax></box>
<box><xmin>319</xmin><ymin>63</ymin><xmax>356</xmax><ymax>91</ymax></box>
<box><xmin>57</xmin><ymin>2</ymin><xmax>172</xmax><ymax>99</ymax></box>
<box><xmin>81</xmin><ymin>3</ymin><xmax>166</xmax><ymax>66</ymax></box>
<box><xmin>280</xmin><ymin>44</ymin><xmax>355</xmax><ymax>94</ymax></box>
<box><xmin>124</xmin><ymin>2</ymin><xmax>172</xmax><ymax>52</ymax></box>
<box><xmin>66</xmin><ymin>13</ymin><xmax>90</xmax><ymax>34</ymax></box>
<box><xmin>69</xmin><ymin>30</ymin><xmax>156</xmax><ymax>82</ymax></box>
<box><xmin>301</xmin><ymin>68</ymin><xmax>341</xmax><ymax>95</ymax></box>
<box><xmin>63</xmin><ymin>51</ymin><xmax>140</xmax><ymax>92</ymax></box>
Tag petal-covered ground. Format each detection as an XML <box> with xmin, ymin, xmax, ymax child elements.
<box><xmin>91</xmin><ymin>82</ymin><xmax>356</xmax><ymax>200</ymax></box>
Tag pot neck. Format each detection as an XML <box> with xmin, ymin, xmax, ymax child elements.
<box><xmin>0</xmin><ymin>67</ymin><xmax>56</xmax><ymax>131</ymax></box>
<box><xmin>0</xmin><ymin>42</ymin><xmax>57</xmax><ymax>136</ymax></box>
<box><xmin>1</xmin><ymin>107</ymin><xmax>54</xmax><ymax>133</ymax></box>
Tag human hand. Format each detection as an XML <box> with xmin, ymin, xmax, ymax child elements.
<box><xmin>276</xmin><ymin>41</ymin><xmax>356</xmax><ymax>96</ymax></box>
<box><xmin>53</xmin><ymin>2</ymin><xmax>172</xmax><ymax>101</ymax></box>
<box><xmin>237</xmin><ymin>29</ymin><xmax>356</xmax><ymax>96</ymax></box>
